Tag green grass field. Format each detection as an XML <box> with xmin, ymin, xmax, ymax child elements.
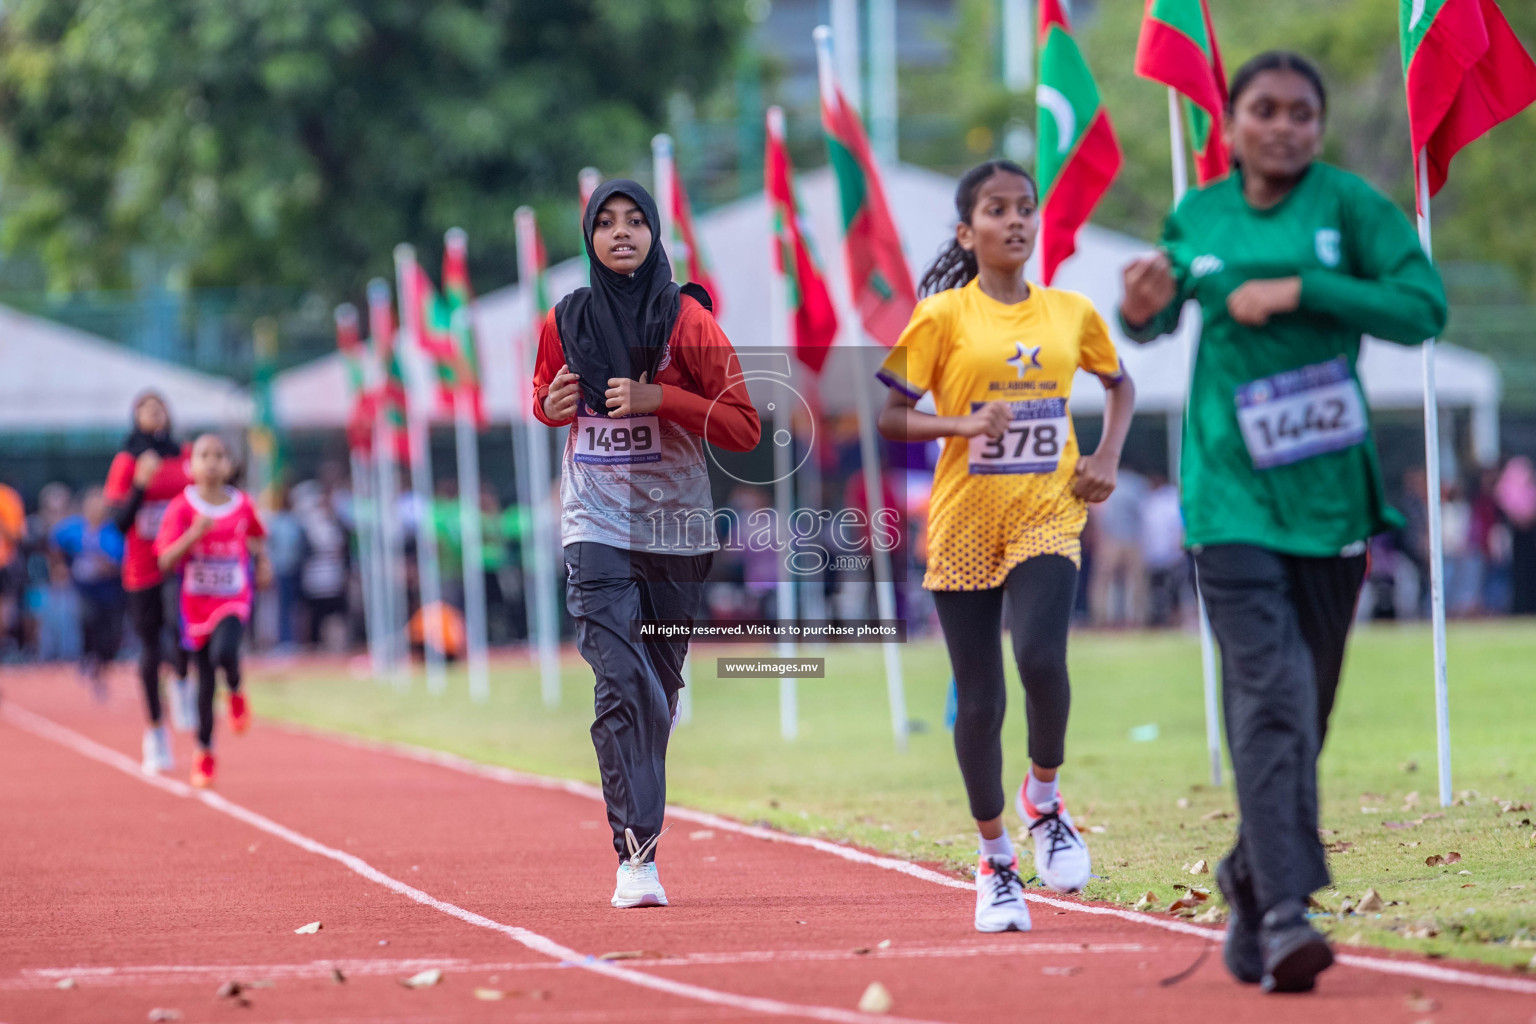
<box><xmin>252</xmin><ymin>621</ymin><xmax>1536</xmax><ymax>970</ymax></box>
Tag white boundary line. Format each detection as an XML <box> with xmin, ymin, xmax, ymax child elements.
<box><xmin>275</xmin><ymin>720</ymin><xmax>1536</xmax><ymax>998</ymax></box>
<box><xmin>0</xmin><ymin>704</ymin><xmax>956</xmax><ymax>1024</ymax></box>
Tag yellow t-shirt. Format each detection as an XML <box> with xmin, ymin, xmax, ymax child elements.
<box><xmin>878</xmin><ymin>279</ymin><xmax>1122</xmax><ymax>591</ymax></box>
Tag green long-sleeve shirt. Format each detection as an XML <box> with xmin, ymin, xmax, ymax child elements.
<box><xmin>1121</xmin><ymin>163</ymin><xmax>1448</xmax><ymax>556</ymax></box>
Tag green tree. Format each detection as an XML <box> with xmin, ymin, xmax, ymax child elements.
<box><xmin>0</xmin><ymin>1</ymin><xmax>748</xmax><ymax>297</ymax></box>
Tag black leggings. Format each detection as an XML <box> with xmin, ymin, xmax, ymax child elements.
<box><xmin>195</xmin><ymin>617</ymin><xmax>244</xmax><ymax>749</ymax></box>
<box><xmin>127</xmin><ymin>581</ymin><xmax>190</xmax><ymax>725</ymax></box>
<box><xmin>931</xmin><ymin>554</ymin><xmax>1078</xmax><ymax>823</ymax></box>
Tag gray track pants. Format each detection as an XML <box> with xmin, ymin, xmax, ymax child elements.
<box><xmin>565</xmin><ymin>542</ymin><xmax>711</xmax><ymax>864</ymax></box>
<box><xmin>1194</xmin><ymin>544</ymin><xmax>1366</xmax><ymax>914</ymax></box>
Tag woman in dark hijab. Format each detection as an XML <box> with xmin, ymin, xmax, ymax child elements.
<box><xmin>531</xmin><ymin>180</ymin><xmax>760</xmax><ymax>909</ymax></box>
<box><xmin>103</xmin><ymin>391</ymin><xmax>195</xmax><ymax>773</ymax></box>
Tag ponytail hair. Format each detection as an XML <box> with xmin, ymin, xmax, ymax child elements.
<box><xmin>918</xmin><ymin>159</ymin><xmax>1035</xmax><ymax>297</ymax></box>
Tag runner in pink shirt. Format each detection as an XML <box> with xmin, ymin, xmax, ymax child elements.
<box><xmin>155</xmin><ymin>434</ymin><xmax>270</xmax><ymax>789</ymax></box>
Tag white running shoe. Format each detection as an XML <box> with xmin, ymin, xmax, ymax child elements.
<box><xmin>1017</xmin><ymin>787</ymin><xmax>1092</xmax><ymax>894</ymax></box>
<box><xmin>974</xmin><ymin>855</ymin><xmax>1032</xmax><ymax>933</ymax></box>
<box><xmin>141</xmin><ymin>725</ymin><xmax>174</xmax><ymax>775</ymax></box>
<box><xmin>611</xmin><ymin>826</ymin><xmax>669</xmax><ymax>908</ymax></box>
<box><xmin>169</xmin><ymin>677</ymin><xmax>196</xmax><ymax>732</ymax></box>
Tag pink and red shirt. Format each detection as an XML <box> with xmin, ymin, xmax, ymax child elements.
<box><xmin>155</xmin><ymin>487</ymin><xmax>265</xmax><ymax>649</ymax></box>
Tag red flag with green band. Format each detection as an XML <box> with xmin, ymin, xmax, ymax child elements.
<box><xmin>1401</xmin><ymin>0</ymin><xmax>1536</xmax><ymax>200</ymax></box>
<box><xmin>668</xmin><ymin>164</ymin><xmax>723</xmax><ymax>316</ymax></box>
<box><xmin>367</xmin><ymin>279</ymin><xmax>411</xmax><ymax>461</ymax></box>
<box><xmin>1037</xmin><ymin>0</ymin><xmax>1122</xmax><ymax>286</ymax></box>
<box><xmin>819</xmin><ymin>74</ymin><xmax>916</xmax><ymax>348</ymax></box>
<box><xmin>335</xmin><ymin>304</ymin><xmax>373</xmax><ymax>455</ymax></box>
<box><xmin>443</xmin><ymin>229</ymin><xmax>487</xmax><ymax>428</ymax></box>
<box><xmin>1135</xmin><ymin>0</ymin><xmax>1229</xmax><ymax>185</ymax></box>
<box><xmin>766</xmin><ymin>108</ymin><xmax>839</xmax><ymax>373</ymax></box>
<box><xmin>402</xmin><ymin>252</ymin><xmax>468</xmax><ymax>422</ymax></box>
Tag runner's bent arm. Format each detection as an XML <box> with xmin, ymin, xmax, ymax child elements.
<box><xmin>1119</xmin><ymin>213</ymin><xmax>1191</xmax><ymax>343</ymax></box>
<box><xmin>1292</xmin><ymin>182</ymin><xmax>1447</xmax><ymax>344</ymax></box>
<box><xmin>530</xmin><ymin>311</ymin><xmax>578</xmax><ymax>427</ymax></box>
<box><xmin>105</xmin><ymin>451</ymin><xmax>152</xmax><ymax>534</ymax></box>
<box><xmin>652</xmin><ymin>303</ymin><xmax>762</xmax><ymax>452</ymax></box>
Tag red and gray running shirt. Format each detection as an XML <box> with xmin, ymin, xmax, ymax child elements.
<box><xmin>530</xmin><ymin>295</ymin><xmax>760</xmax><ymax>555</ymax></box>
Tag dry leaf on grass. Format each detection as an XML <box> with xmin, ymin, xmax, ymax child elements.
<box><xmin>1356</xmin><ymin>889</ymin><xmax>1385</xmax><ymax>913</ymax></box>
<box><xmin>1403</xmin><ymin>924</ymin><xmax>1439</xmax><ymax>939</ymax></box>
<box><xmin>1193</xmin><ymin>906</ymin><xmax>1227</xmax><ymax>924</ymax></box>
<box><xmin>1383</xmin><ymin>821</ymin><xmax>1418</xmax><ymax>830</ymax></box>
<box><xmin>400</xmin><ymin>968</ymin><xmax>443</xmax><ymax>989</ymax></box>
<box><xmin>1189</xmin><ymin>859</ymin><xmax>1209</xmax><ymax>875</ymax></box>
<box><xmin>293</xmin><ymin>921</ymin><xmax>322</xmax><ymax>935</ymax></box>
<box><xmin>1403</xmin><ymin>791</ymin><xmax>1421</xmax><ymax>808</ymax></box>
<box><xmin>1400</xmin><ymin>759</ymin><xmax>1419</xmax><ymax>773</ymax></box>
<box><xmin>1500</xmin><ymin>801</ymin><xmax>1532</xmax><ymax>814</ymax></box>
<box><xmin>857</xmin><ymin>981</ymin><xmax>893</xmax><ymax>1014</ymax></box>
<box><xmin>1421</xmin><ymin>812</ymin><xmax>1446</xmax><ymax>821</ymax></box>
<box><xmin>1425</xmin><ymin>854</ymin><xmax>1446</xmax><ymax>867</ymax></box>
<box><xmin>1133</xmin><ymin>891</ymin><xmax>1159</xmax><ymax>911</ymax></box>
<box><xmin>474</xmin><ymin>988</ymin><xmax>505</xmax><ymax>1001</ymax></box>
<box><xmin>1202</xmin><ymin>809</ymin><xmax>1232</xmax><ymax>821</ymax></box>
<box><xmin>1445</xmin><ymin>851</ymin><xmax>1463</xmax><ymax>864</ymax></box>
<box><xmin>1325</xmin><ymin>841</ymin><xmax>1355</xmax><ymax>854</ymax></box>
<box><xmin>147</xmin><ymin>1012</ymin><xmax>182</xmax><ymax>1023</ymax></box>
<box><xmin>1406</xmin><ymin>991</ymin><xmax>1439</xmax><ymax>1013</ymax></box>
<box><xmin>1042</xmin><ymin>966</ymin><xmax>1082</xmax><ymax>976</ymax></box>
<box><xmin>1176</xmin><ymin>798</ymin><xmax>1190</xmax><ymax>809</ymax></box>
<box><xmin>1167</xmin><ymin>890</ymin><xmax>1208</xmax><ymax>916</ymax></box>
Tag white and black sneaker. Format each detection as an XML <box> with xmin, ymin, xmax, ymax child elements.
<box><xmin>611</xmin><ymin>827</ymin><xmax>669</xmax><ymax>909</ymax></box>
<box><xmin>974</xmin><ymin>855</ymin><xmax>1032</xmax><ymax>932</ymax></box>
<box><xmin>169</xmin><ymin>677</ymin><xmax>196</xmax><ymax>733</ymax></box>
<box><xmin>141</xmin><ymin>725</ymin><xmax>174</xmax><ymax>775</ymax></box>
<box><xmin>1017</xmin><ymin>788</ymin><xmax>1092</xmax><ymax>894</ymax></box>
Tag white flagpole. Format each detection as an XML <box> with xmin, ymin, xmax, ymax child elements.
<box><xmin>868</xmin><ymin>0</ymin><xmax>898</xmax><ymax>165</ymax></box>
<box><xmin>1415</xmin><ymin>150</ymin><xmax>1453</xmax><ymax>807</ymax></box>
<box><xmin>766</xmin><ymin>107</ymin><xmax>800</xmax><ymax>742</ymax></box>
<box><xmin>338</xmin><ymin>305</ymin><xmax>385</xmax><ymax>680</ymax></box>
<box><xmin>368</xmin><ymin>278</ymin><xmax>409</xmax><ymax>685</ymax></box>
<box><xmin>394</xmin><ymin>244</ymin><xmax>449</xmax><ymax>696</ymax></box>
<box><xmin>816</xmin><ymin>23</ymin><xmax>909</xmax><ymax>754</ymax></box>
<box><xmin>1165</xmin><ymin>87</ymin><xmax>1224</xmax><ymax>788</ymax></box>
<box><xmin>514</xmin><ymin>206</ymin><xmax>563</xmax><ymax>709</ymax></box>
<box><xmin>445</xmin><ymin>230</ymin><xmax>491</xmax><ymax>704</ymax></box>
<box><xmin>830</xmin><ymin>0</ymin><xmax>862</xmax><ymax>115</ymax></box>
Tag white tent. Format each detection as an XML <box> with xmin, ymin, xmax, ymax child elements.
<box><xmin>274</xmin><ymin>163</ymin><xmax>1500</xmax><ymax>461</ymax></box>
<box><xmin>0</xmin><ymin>304</ymin><xmax>252</xmax><ymax>431</ymax></box>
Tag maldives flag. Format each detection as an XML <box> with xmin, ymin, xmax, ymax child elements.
<box><xmin>367</xmin><ymin>278</ymin><xmax>411</xmax><ymax>461</ymax></box>
<box><xmin>442</xmin><ymin>228</ymin><xmax>487</xmax><ymax>428</ymax></box>
<box><xmin>335</xmin><ymin>304</ymin><xmax>374</xmax><ymax>455</ymax></box>
<box><xmin>400</xmin><ymin>248</ymin><xmax>465</xmax><ymax>421</ymax></box>
<box><xmin>1135</xmin><ymin>0</ymin><xmax>1229</xmax><ymax>185</ymax></box>
<box><xmin>1037</xmin><ymin>0</ymin><xmax>1122</xmax><ymax>286</ymax></box>
<box><xmin>766</xmin><ymin>107</ymin><xmax>839</xmax><ymax>373</ymax></box>
<box><xmin>1401</xmin><ymin>0</ymin><xmax>1536</xmax><ymax>200</ymax></box>
<box><xmin>819</xmin><ymin>70</ymin><xmax>916</xmax><ymax>347</ymax></box>
<box><xmin>668</xmin><ymin>164</ymin><xmax>724</xmax><ymax>315</ymax></box>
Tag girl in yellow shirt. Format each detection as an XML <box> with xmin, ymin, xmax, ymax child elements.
<box><xmin>878</xmin><ymin>160</ymin><xmax>1136</xmax><ymax>932</ymax></box>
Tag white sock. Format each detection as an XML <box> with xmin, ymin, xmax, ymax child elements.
<box><xmin>1025</xmin><ymin>770</ymin><xmax>1060</xmax><ymax>814</ymax></box>
<box><xmin>978</xmin><ymin>831</ymin><xmax>1014</xmax><ymax>862</ymax></box>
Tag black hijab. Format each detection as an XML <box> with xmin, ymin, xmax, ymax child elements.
<box><xmin>123</xmin><ymin>390</ymin><xmax>180</xmax><ymax>458</ymax></box>
<box><xmin>555</xmin><ymin>179</ymin><xmax>681</xmax><ymax>417</ymax></box>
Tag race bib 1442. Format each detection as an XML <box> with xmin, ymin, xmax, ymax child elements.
<box><xmin>1235</xmin><ymin>357</ymin><xmax>1367</xmax><ymax>470</ymax></box>
<box><xmin>967</xmin><ymin>398</ymin><xmax>1069</xmax><ymax>475</ymax></box>
<box><xmin>574</xmin><ymin>408</ymin><xmax>662</xmax><ymax>466</ymax></box>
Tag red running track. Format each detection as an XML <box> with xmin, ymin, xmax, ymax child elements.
<box><xmin>1</xmin><ymin>667</ymin><xmax>1533</xmax><ymax>1024</ymax></box>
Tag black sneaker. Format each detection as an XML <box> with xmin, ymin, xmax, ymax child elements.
<box><xmin>1259</xmin><ymin>900</ymin><xmax>1334</xmax><ymax>993</ymax></box>
<box><xmin>1215</xmin><ymin>857</ymin><xmax>1262</xmax><ymax>984</ymax></box>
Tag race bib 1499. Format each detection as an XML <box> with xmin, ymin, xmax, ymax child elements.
<box><xmin>967</xmin><ymin>398</ymin><xmax>1068</xmax><ymax>475</ymax></box>
<box><xmin>1235</xmin><ymin>357</ymin><xmax>1367</xmax><ymax>470</ymax></box>
<box><xmin>574</xmin><ymin>406</ymin><xmax>662</xmax><ymax>466</ymax></box>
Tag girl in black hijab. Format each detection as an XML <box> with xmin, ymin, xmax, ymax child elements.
<box><xmin>531</xmin><ymin>180</ymin><xmax>760</xmax><ymax>909</ymax></box>
<box><xmin>104</xmin><ymin>391</ymin><xmax>195</xmax><ymax>772</ymax></box>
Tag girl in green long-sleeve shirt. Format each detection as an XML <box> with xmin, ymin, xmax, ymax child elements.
<box><xmin>1119</xmin><ymin>52</ymin><xmax>1446</xmax><ymax>996</ymax></box>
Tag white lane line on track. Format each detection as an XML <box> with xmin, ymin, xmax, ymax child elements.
<box><xmin>278</xmin><ymin>720</ymin><xmax>1536</xmax><ymax>998</ymax></box>
<box><xmin>0</xmin><ymin>704</ymin><xmax>953</xmax><ymax>1024</ymax></box>
<box><xmin>6</xmin><ymin>943</ymin><xmax>1154</xmax><ymax>991</ymax></box>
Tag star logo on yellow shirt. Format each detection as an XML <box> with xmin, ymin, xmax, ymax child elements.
<box><xmin>1006</xmin><ymin>342</ymin><xmax>1042</xmax><ymax>379</ymax></box>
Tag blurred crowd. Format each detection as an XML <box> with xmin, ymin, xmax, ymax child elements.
<box><xmin>3</xmin><ymin>453</ymin><xmax>1533</xmax><ymax>672</ymax></box>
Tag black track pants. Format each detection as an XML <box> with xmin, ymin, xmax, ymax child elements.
<box><xmin>931</xmin><ymin>554</ymin><xmax>1078</xmax><ymax>823</ymax></box>
<box><xmin>194</xmin><ymin>617</ymin><xmax>244</xmax><ymax>750</ymax></box>
<box><xmin>565</xmin><ymin>542</ymin><xmax>711</xmax><ymax>864</ymax></box>
<box><xmin>1194</xmin><ymin>544</ymin><xmax>1366</xmax><ymax>915</ymax></box>
<box><xmin>127</xmin><ymin>580</ymin><xmax>189</xmax><ymax>725</ymax></box>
